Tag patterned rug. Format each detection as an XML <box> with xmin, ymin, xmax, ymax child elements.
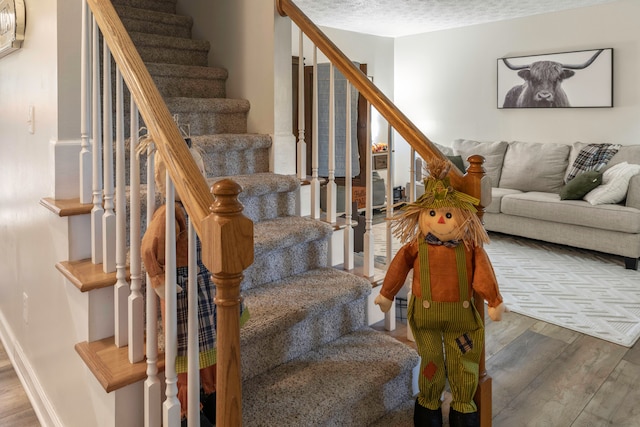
<box><xmin>484</xmin><ymin>233</ymin><xmax>640</xmax><ymax>347</ymax></box>
<box><xmin>371</xmin><ymin>223</ymin><xmax>640</xmax><ymax>347</ymax></box>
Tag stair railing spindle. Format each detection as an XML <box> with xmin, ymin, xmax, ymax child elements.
<box><xmin>90</xmin><ymin>14</ymin><xmax>103</xmax><ymax>265</ymax></box>
<box><xmin>343</xmin><ymin>81</ymin><xmax>354</xmax><ymax>270</ymax></box>
<box><xmin>187</xmin><ymin>219</ymin><xmax>200</xmax><ymax>427</ymax></box>
<box><xmin>383</xmin><ymin>121</ymin><xmax>396</xmax><ymax>331</ymax></box>
<box><xmin>144</xmin><ymin>144</ymin><xmax>161</xmax><ymax>427</ymax></box>
<box><xmin>114</xmin><ymin>67</ymin><xmax>129</xmax><ymax>347</ymax></box>
<box><xmin>102</xmin><ymin>43</ymin><xmax>116</xmax><ymax>273</ymax></box>
<box><xmin>163</xmin><ymin>173</ymin><xmax>180</xmax><ymax>426</ymax></box>
<box><xmin>362</xmin><ymin>101</ymin><xmax>374</xmax><ymax>278</ymax></box>
<box><xmin>128</xmin><ymin>100</ymin><xmax>144</xmax><ymax>363</ymax></box>
<box><xmin>79</xmin><ymin>0</ymin><xmax>92</xmax><ymax>204</ymax></box>
<box><xmin>310</xmin><ymin>46</ymin><xmax>320</xmax><ymax>220</ymax></box>
<box><xmin>325</xmin><ymin>63</ymin><xmax>337</xmax><ymax>224</ymax></box>
<box><xmin>296</xmin><ymin>29</ymin><xmax>306</xmax><ymax>180</ymax></box>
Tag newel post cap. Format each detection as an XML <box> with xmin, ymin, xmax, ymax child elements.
<box><xmin>201</xmin><ymin>179</ymin><xmax>254</xmax><ymax>275</ymax></box>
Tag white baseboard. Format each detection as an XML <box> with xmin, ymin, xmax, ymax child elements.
<box><xmin>0</xmin><ymin>313</ymin><xmax>63</xmax><ymax>427</ymax></box>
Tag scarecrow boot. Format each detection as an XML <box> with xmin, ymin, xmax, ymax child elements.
<box><xmin>448</xmin><ymin>408</ymin><xmax>479</xmax><ymax>427</ymax></box>
<box><xmin>414</xmin><ymin>400</ymin><xmax>443</xmax><ymax>427</ymax></box>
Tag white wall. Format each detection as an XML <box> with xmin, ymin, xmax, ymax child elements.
<box><xmin>0</xmin><ymin>0</ymin><xmax>101</xmax><ymax>425</ymax></box>
<box><xmin>393</xmin><ymin>0</ymin><xmax>640</xmax><ymax>187</ymax></box>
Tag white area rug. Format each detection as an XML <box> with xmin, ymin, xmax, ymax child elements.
<box><xmin>484</xmin><ymin>233</ymin><xmax>640</xmax><ymax>347</ymax></box>
<box><xmin>371</xmin><ymin>222</ymin><xmax>640</xmax><ymax>347</ymax></box>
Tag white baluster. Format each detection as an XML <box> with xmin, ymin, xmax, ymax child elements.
<box><xmin>297</xmin><ymin>29</ymin><xmax>306</xmax><ymax>180</ymax></box>
<box><xmin>187</xmin><ymin>220</ymin><xmax>199</xmax><ymax>427</ymax></box>
<box><xmin>325</xmin><ymin>64</ymin><xmax>337</xmax><ymax>224</ymax></box>
<box><xmin>114</xmin><ymin>68</ymin><xmax>129</xmax><ymax>347</ymax></box>
<box><xmin>90</xmin><ymin>16</ymin><xmax>103</xmax><ymax>265</ymax></box>
<box><xmin>79</xmin><ymin>0</ymin><xmax>92</xmax><ymax>204</ymax></box>
<box><xmin>145</xmin><ymin>145</ymin><xmax>161</xmax><ymax>427</ymax></box>
<box><xmin>363</xmin><ymin>101</ymin><xmax>375</xmax><ymax>277</ymax></box>
<box><xmin>343</xmin><ymin>81</ymin><xmax>354</xmax><ymax>270</ymax></box>
<box><xmin>129</xmin><ymin>101</ymin><xmax>144</xmax><ymax>363</ymax></box>
<box><xmin>163</xmin><ymin>174</ymin><xmax>180</xmax><ymax>426</ymax></box>
<box><xmin>103</xmin><ymin>43</ymin><xmax>116</xmax><ymax>273</ymax></box>
<box><xmin>384</xmin><ymin>122</ymin><xmax>396</xmax><ymax>332</ymax></box>
<box><xmin>310</xmin><ymin>47</ymin><xmax>320</xmax><ymax>220</ymax></box>
<box><xmin>409</xmin><ymin>148</ymin><xmax>417</xmax><ymax>203</ymax></box>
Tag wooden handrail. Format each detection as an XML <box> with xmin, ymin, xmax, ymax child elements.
<box><xmin>86</xmin><ymin>0</ymin><xmax>212</xmax><ymax>238</ymax></box>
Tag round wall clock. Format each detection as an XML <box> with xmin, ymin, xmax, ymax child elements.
<box><xmin>0</xmin><ymin>0</ymin><xmax>25</xmax><ymax>59</ymax></box>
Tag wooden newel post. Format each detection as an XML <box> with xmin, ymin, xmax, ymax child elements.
<box><xmin>201</xmin><ymin>179</ymin><xmax>253</xmax><ymax>427</ymax></box>
<box><xmin>460</xmin><ymin>154</ymin><xmax>493</xmax><ymax>427</ymax></box>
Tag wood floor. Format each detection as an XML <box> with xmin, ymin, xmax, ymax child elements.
<box><xmin>374</xmin><ymin>310</ymin><xmax>640</xmax><ymax>426</ymax></box>
<box><xmin>2</xmin><ymin>308</ymin><xmax>640</xmax><ymax>426</ymax></box>
<box><xmin>0</xmin><ymin>340</ymin><xmax>40</xmax><ymax>426</ymax></box>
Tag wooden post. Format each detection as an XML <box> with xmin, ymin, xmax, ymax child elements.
<box><xmin>460</xmin><ymin>154</ymin><xmax>492</xmax><ymax>427</ymax></box>
<box><xmin>201</xmin><ymin>179</ymin><xmax>253</xmax><ymax>427</ymax></box>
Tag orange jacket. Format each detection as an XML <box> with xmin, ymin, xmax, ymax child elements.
<box><xmin>380</xmin><ymin>241</ymin><xmax>503</xmax><ymax>308</ymax></box>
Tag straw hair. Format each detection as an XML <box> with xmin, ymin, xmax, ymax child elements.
<box><xmin>136</xmin><ymin>132</ymin><xmax>206</xmax><ymax>199</ymax></box>
<box><xmin>390</xmin><ymin>158</ymin><xmax>489</xmax><ymax>249</ymax></box>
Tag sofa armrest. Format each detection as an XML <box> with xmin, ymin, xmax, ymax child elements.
<box><xmin>626</xmin><ymin>174</ymin><xmax>640</xmax><ymax>210</ymax></box>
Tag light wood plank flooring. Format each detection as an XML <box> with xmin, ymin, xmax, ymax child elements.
<box><xmin>374</xmin><ymin>310</ymin><xmax>640</xmax><ymax>426</ymax></box>
<box><xmin>2</xmin><ymin>303</ymin><xmax>639</xmax><ymax>426</ymax></box>
<box><xmin>0</xmin><ymin>340</ymin><xmax>40</xmax><ymax>426</ymax></box>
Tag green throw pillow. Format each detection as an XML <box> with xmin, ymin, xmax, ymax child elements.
<box><xmin>559</xmin><ymin>170</ymin><xmax>603</xmax><ymax>200</ymax></box>
<box><xmin>447</xmin><ymin>155</ymin><xmax>465</xmax><ymax>173</ymax></box>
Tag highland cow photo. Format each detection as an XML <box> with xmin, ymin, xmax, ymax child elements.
<box><xmin>497</xmin><ymin>48</ymin><xmax>613</xmax><ymax>109</ymax></box>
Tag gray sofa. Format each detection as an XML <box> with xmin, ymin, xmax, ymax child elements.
<box><xmin>448</xmin><ymin>139</ymin><xmax>640</xmax><ymax>270</ymax></box>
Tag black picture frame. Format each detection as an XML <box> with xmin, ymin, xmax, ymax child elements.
<box><xmin>497</xmin><ymin>48</ymin><xmax>613</xmax><ymax>109</ymax></box>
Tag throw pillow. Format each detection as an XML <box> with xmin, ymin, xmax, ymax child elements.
<box><xmin>447</xmin><ymin>155</ymin><xmax>465</xmax><ymax>173</ymax></box>
<box><xmin>559</xmin><ymin>171</ymin><xmax>602</xmax><ymax>200</ymax></box>
<box><xmin>498</xmin><ymin>141</ymin><xmax>570</xmax><ymax>193</ymax></box>
<box><xmin>452</xmin><ymin>139</ymin><xmax>508</xmax><ymax>187</ymax></box>
<box><xmin>583</xmin><ymin>162</ymin><xmax>640</xmax><ymax>205</ymax></box>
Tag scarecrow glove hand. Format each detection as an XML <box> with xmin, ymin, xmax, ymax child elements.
<box><xmin>488</xmin><ymin>302</ymin><xmax>507</xmax><ymax>321</ymax></box>
<box><xmin>374</xmin><ymin>294</ymin><xmax>393</xmax><ymax>313</ymax></box>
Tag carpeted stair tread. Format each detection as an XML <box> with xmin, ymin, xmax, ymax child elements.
<box><xmin>111</xmin><ymin>0</ymin><xmax>176</xmax><ymax>14</ymax></box>
<box><xmin>241</xmin><ymin>267</ymin><xmax>371</xmax><ymax>342</ymax></box>
<box><xmin>250</xmin><ymin>216</ymin><xmax>333</xmax><ymax>257</ymax></box>
<box><xmin>368</xmin><ymin>398</ymin><xmax>415</xmax><ymax>427</ymax></box>
<box><xmin>192</xmin><ymin>133</ymin><xmax>271</xmax><ymax>152</ymax></box>
<box><xmin>163</xmin><ymin>98</ymin><xmax>250</xmax><ymax>135</ymax></box>
<box><xmin>166</xmin><ymin>97</ymin><xmax>250</xmax><ymax>114</ymax></box>
<box><xmin>129</xmin><ymin>31</ymin><xmax>209</xmax><ymax>66</ymax></box>
<box><xmin>209</xmin><ymin>172</ymin><xmax>297</xmax><ymax>199</ymax></box>
<box><xmin>146</xmin><ymin>62</ymin><xmax>227</xmax><ymax>99</ymax></box>
<box><xmin>115</xmin><ymin>5</ymin><xmax>192</xmax><ymax>38</ymax></box>
<box><xmin>242</xmin><ymin>327</ymin><xmax>420</xmax><ymax>426</ymax></box>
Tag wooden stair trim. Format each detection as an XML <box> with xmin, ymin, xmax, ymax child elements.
<box><xmin>56</xmin><ymin>259</ymin><xmax>130</xmax><ymax>292</ymax></box>
<box><xmin>75</xmin><ymin>336</ymin><xmax>165</xmax><ymax>393</ymax></box>
<box><xmin>40</xmin><ymin>197</ymin><xmax>92</xmax><ymax>217</ymax></box>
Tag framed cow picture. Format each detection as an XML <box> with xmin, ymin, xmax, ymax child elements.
<box><xmin>497</xmin><ymin>48</ymin><xmax>613</xmax><ymax>109</ymax></box>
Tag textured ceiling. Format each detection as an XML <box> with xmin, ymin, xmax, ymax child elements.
<box><xmin>294</xmin><ymin>0</ymin><xmax>618</xmax><ymax>37</ymax></box>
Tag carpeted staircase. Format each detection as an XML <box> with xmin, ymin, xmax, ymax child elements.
<box><xmin>112</xmin><ymin>1</ymin><xmax>419</xmax><ymax>425</ymax></box>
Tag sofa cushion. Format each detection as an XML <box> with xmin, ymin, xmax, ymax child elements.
<box><xmin>487</xmin><ymin>187</ymin><xmax>522</xmax><ymax>213</ymax></box>
<box><xmin>627</xmin><ymin>175</ymin><xmax>640</xmax><ymax>210</ymax></box>
<box><xmin>500</xmin><ymin>192</ymin><xmax>640</xmax><ymax>233</ymax></box>
<box><xmin>559</xmin><ymin>170</ymin><xmax>602</xmax><ymax>200</ymax></box>
<box><xmin>584</xmin><ymin>162</ymin><xmax>640</xmax><ymax>205</ymax></box>
<box><xmin>452</xmin><ymin>139</ymin><xmax>508</xmax><ymax>187</ymax></box>
<box><xmin>499</xmin><ymin>141</ymin><xmax>570</xmax><ymax>193</ymax></box>
<box><xmin>604</xmin><ymin>144</ymin><xmax>640</xmax><ymax>171</ymax></box>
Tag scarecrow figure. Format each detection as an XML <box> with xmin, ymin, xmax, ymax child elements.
<box><xmin>375</xmin><ymin>158</ymin><xmax>505</xmax><ymax>427</ymax></box>
<box><xmin>140</xmin><ymin>137</ymin><xmax>249</xmax><ymax>427</ymax></box>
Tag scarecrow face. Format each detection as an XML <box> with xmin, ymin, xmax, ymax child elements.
<box><xmin>419</xmin><ymin>207</ymin><xmax>461</xmax><ymax>242</ymax></box>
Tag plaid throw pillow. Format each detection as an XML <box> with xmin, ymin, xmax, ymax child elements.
<box><xmin>565</xmin><ymin>143</ymin><xmax>621</xmax><ymax>183</ymax></box>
